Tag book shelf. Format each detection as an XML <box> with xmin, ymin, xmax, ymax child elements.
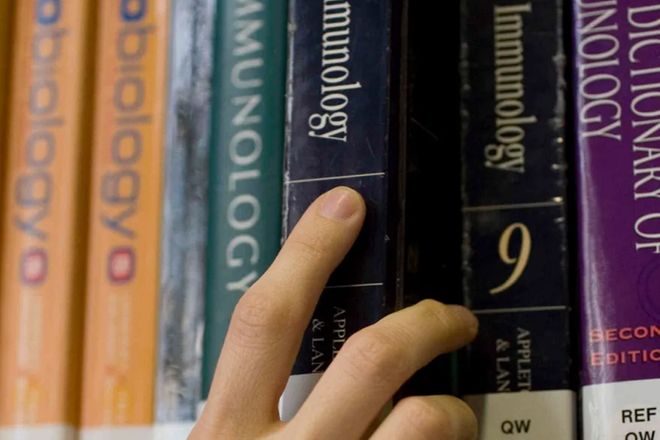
<box><xmin>0</xmin><ymin>1</ymin><xmax>658</xmax><ymax>439</ymax></box>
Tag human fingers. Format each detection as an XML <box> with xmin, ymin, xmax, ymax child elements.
<box><xmin>193</xmin><ymin>187</ymin><xmax>366</xmax><ymax>438</ymax></box>
<box><xmin>286</xmin><ymin>300</ymin><xmax>478</xmax><ymax>439</ymax></box>
<box><xmin>371</xmin><ymin>395</ymin><xmax>478</xmax><ymax>440</ymax></box>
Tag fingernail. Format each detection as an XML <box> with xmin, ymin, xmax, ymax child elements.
<box><xmin>320</xmin><ymin>187</ymin><xmax>360</xmax><ymax>220</ymax></box>
<box><xmin>448</xmin><ymin>305</ymin><xmax>479</xmax><ymax>336</ymax></box>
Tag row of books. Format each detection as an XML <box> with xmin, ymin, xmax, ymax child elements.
<box><xmin>0</xmin><ymin>0</ymin><xmax>219</xmax><ymax>438</ymax></box>
<box><xmin>463</xmin><ymin>0</ymin><xmax>660</xmax><ymax>438</ymax></box>
<box><xmin>0</xmin><ymin>1</ymin><xmax>657</xmax><ymax>440</ymax></box>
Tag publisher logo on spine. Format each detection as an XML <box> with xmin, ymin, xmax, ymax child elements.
<box><xmin>20</xmin><ymin>248</ymin><xmax>48</xmax><ymax>285</ymax></box>
<box><xmin>107</xmin><ymin>247</ymin><xmax>135</xmax><ymax>284</ymax></box>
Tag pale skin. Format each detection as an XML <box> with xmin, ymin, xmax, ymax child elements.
<box><xmin>190</xmin><ymin>186</ymin><xmax>479</xmax><ymax>440</ymax></box>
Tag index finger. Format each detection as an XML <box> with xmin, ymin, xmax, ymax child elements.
<box><xmin>195</xmin><ymin>187</ymin><xmax>366</xmax><ymax>435</ymax></box>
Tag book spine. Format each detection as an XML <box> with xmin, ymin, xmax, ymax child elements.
<box><xmin>155</xmin><ymin>0</ymin><xmax>215</xmax><ymax>433</ymax></box>
<box><xmin>573</xmin><ymin>2</ymin><xmax>660</xmax><ymax>438</ymax></box>
<box><xmin>80</xmin><ymin>0</ymin><xmax>169</xmax><ymax>437</ymax></box>
<box><xmin>0</xmin><ymin>0</ymin><xmax>12</xmax><ymax>162</ymax></box>
<box><xmin>0</xmin><ymin>0</ymin><xmax>13</xmax><ymax>259</ymax></box>
<box><xmin>0</xmin><ymin>0</ymin><xmax>94</xmax><ymax>438</ymax></box>
<box><xmin>460</xmin><ymin>0</ymin><xmax>576</xmax><ymax>438</ymax></box>
<box><xmin>201</xmin><ymin>0</ymin><xmax>288</xmax><ymax>401</ymax></box>
<box><xmin>279</xmin><ymin>0</ymin><xmax>405</xmax><ymax>420</ymax></box>
<box><xmin>399</xmin><ymin>0</ymin><xmax>463</xmax><ymax>399</ymax></box>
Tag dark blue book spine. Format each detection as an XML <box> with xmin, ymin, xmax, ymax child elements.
<box><xmin>460</xmin><ymin>0</ymin><xmax>576</xmax><ymax>437</ymax></box>
<box><xmin>280</xmin><ymin>0</ymin><xmax>405</xmax><ymax>419</ymax></box>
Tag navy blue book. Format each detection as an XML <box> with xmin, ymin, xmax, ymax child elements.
<box><xmin>279</xmin><ymin>0</ymin><xmax>407</xmax><ymax>419</ymax></box>
<box><xmin>459</xmin><ymin>0</ymin><xmax>576</xmax><ymax>438</ymax></box>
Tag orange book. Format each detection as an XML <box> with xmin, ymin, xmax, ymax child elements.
<box><xmin>80</xmin><ymin>1</ymin><xmax>169</xmax><ymax>437</ymax></box>
<box><xmin>0</xmin><ymin>0</ymin><xmax>95</xmax><ymax>438</ymax></box>
<box><xmin>0</xmin><ymin>1</ymin><xmax>14</xmax><ymax>259</ymax></box>
<box><xmin>0</xmin><ymin>0</ymin><xmax>13</xmax><ymax>150</ymax></box>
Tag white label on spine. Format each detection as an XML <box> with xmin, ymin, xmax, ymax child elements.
<box><xmin>583</xmin><ymin>378</ymin><xmax>660</xmax><ymax>440</ymax></box>
<box><xmin>154</xmin><ymin>422</ymin><xmax>196</xmax><ymax>439</ymax></box>
<box><xmin>80</xmin><ymin>426</ymin><xmax>153</xmax><ymax>440</ymax></box>
<box><xmin>279</xmin><ymin>373</ymin><xmax>322</xmax><ymax>421</ymax></box>
<box><xmin>0</xmin><ymin>425</ymin><xmax>76</xmax><ymax>440</ymax></box>
<box><xmin>464</xmin><ymin>389</ymin><xmax>576</xmax><ymax>439</ymax></box>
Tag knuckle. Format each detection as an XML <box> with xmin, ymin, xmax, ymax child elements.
<box><xmin>339</xmin><ymin>328</ymin><xmax>409</xmax><ymax>386</ymax></box>
<box><xmin>228</xmin><ymin>292</ymin><xmax>289</xmax><ymax>349</ymax></box>
<box><xmin>396</xmin><ymin>397</ymin><xmax>451</xmax><ymax>440</ymax></box>
<box><xmin>417</xmin><ymin>300</ymin><xmax>451</xmax><ymax>325</ymax></box>
<box><xmin>453</xmin><ymin>397</ymin><xmax>479</xmax><ymax>440</ymax></box>
<box><xmin>417</xmin><ymin>301</ymin><xmax>479</xmax><ymax>344</ymax></box>
<box><xmin>417</xmin><ymin>300</ymin><xmax>457</xmax><ymax>334</ymax></box>
<box><xmin>285</xmin><ymin>234</ymin><xmax>327</xmax><ymax>262</ymax></box>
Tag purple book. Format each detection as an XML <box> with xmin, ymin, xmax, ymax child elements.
<box><xmin>574</xmin><ymin>1</ymin><xmax>660</xmax><ymax>438</ymax></box>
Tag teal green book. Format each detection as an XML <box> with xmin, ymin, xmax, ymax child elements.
<box><xmin>202</xmin><ymin>0</ymin><xmax>288</xmax><ymax>400</ymax></box>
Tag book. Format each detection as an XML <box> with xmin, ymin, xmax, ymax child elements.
<box><xmin>201</xmin><ymin>0</ymin><xmax>288</xmax><ymax>403</ymax></box>
<box><xmin>155</xmin><ymin>0</ymin><xmax>215</xmax><ymax>435</ymax></box>
<box><xmin>279</xmin><ymin>0</ymin><xmax>407</xmax><ymax>420</ymax></box>
<box><xmin>0</xmin><ymin>0</ymin><xmax>12</xmax><ymax>180</ymax></box>
<box><xmin>79</xmin><ymin>1</ymin><xmax>169</xmax><ymax>437</ymax></box>
<box><xmin>460</xmin><ymin>0</ymin><xmax>576</xmax><ymax>438</ymax></box>
<box><xmin>398</xmin><ymin>0</ymin><xmax>463</xmax><ymax>399</ymax></box>
<box><xmin>0</xmin><ymin>0</ymin><xmax>13</xmax><ymax>263</ymax></box>
<box><xmin>0</xmin><ymin>0</ymin><xmax>95</xmax><ymax>438</ymax></box>
<box><xmin>574</xmin><ymin>2</ymin><xmax>660</xmax><ymax>438</ymax></box>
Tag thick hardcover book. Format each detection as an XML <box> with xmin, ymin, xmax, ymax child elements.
<box><xmin>155</xmin><ymin>0</ymin><xmax>215</xmax><ymax>435</ymax></box>
<box><xmin>460</xmin><ymin>0</ymin><xmax>576</xmax><ymax>438</ymax></box>
<box><xmin>80</xmin><ymin>1</ymin><xmax>169</xmax><ymax>438</ymax></box>
<box><xmin>279</xmin><ymin>0</ymin><xmax>406</xmax><ymax>420</ymax></box>
<box><xmin>574</xmin><ymin>2</ymin><xmax>660</xmax><ymax>438</ymax></box>
<box><xmin>202</xmin><ymin>0</ymin><xmax>288</xmax><ymax>402</ymax></box>
<box><xmin>0</xmin><ymin>1</ymin><xmax>95</xmax><ymax>438</ymax></box>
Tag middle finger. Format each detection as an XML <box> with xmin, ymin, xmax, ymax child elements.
<box><xmin>288</xmin><ymin>300</ymin><xmax>478</xmax><ymax>439</ymax></box>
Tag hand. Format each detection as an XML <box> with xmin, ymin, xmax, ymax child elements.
<box><xmin>190</xmin><ymin>187</ymin><xmax>479</xmax><ymax>440</ymax></box>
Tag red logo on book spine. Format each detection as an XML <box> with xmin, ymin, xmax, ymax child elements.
<box><xmin>21</xmin><ymin>248</ymin><xmax>48</xmax><ymax>285</ymax></box>
<box><xmin>107</xmin><ymin>247</ymin><xmax>135</xmax><ymax>284</ymax></box>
